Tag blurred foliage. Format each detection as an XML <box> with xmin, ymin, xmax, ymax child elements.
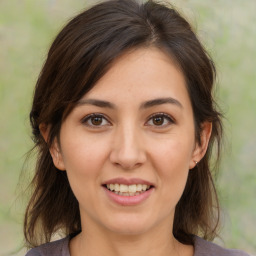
<box><xmin>0</xmin><ymin>0</ymin><xmax>255</xmax><ymax>255</ymax></box>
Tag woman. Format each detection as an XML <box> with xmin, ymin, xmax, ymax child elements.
<box><xmin>24</xmin><ymin>0</ymin><xmax>249</xmax><ymax>255</ymax></box>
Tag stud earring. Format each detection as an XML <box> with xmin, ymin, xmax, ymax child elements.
<box><xmin>194</xmin><ymin>160</ymin><xmax>198</xmax><ymax>165</ymax></box>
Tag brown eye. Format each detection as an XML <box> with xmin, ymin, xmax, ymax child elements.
<box><xmin>82</xmin><ymin>114</ymin><xmax>110</xmax><ymax>127</ymax></box>
<box><xmin>91</xmin><ymin>116</ymin><xmax>103</xmax><ymax>125</ymax></box>
<box><xmin>152</xmin><ymin>116</ymin><xmax>164</xmax><ymax>126</ymax></box>
<box><xmin>146</xmin><ymin>113</ymin><xmax>174</xmax><ymax>127</ymax></box>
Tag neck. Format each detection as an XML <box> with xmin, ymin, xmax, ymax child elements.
<box><xmin>70</xmin><ymin>218</ymin><xmax>193</xmax><ymax>256</ymax></box>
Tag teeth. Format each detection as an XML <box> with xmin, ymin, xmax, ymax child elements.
<box><xmin>120</xmin><ymin>184</ymin><xmax>128</xmax><ymax>193</ymax></box>
<box><xmin>106</xmin><ymin>184</ymin><xmax>150</xmax><ymax>193</ymax></box>
<box><xmin>129</xmin><ymin>184</ymin><xmax>136</xmax><ymax>193</ymax></box>
<box><xmin>137</xmin><ymin>184</ymin><xmax>142</xmax><ymax>192</ymax></box>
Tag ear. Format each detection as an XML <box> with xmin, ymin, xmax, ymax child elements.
<box><xmin>189</xmin><ymin>122</ymin><xmax>212</xmax><ymax>169</ymax></box>
<box><xmin>39</xmin><ymin>123</ymin><xmax>66</xmax><ymax>171</ymax></box>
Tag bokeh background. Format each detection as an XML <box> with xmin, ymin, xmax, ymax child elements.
<box><xmin>0</xmin><ymin>0</ymin><xmax>255</xmax><ymax>255</ymax></box>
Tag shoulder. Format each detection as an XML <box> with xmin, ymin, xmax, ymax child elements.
<box><xmin>25</xmin><ymin>236</ymin><xmax>70</xmax><ymax>256</ymax></box>
<box><xmin>194</xmin><ymin>236</ymin><xmax>250</xmax><ymax>256</ymax></box>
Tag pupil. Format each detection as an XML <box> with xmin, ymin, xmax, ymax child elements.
<box><xmin>153</xmin><ymin>116</ymin><xmax>163</xmax><ymax>125</ymax></box>
<box><xmin>92</xmin><ymin>116</ymin><xmax>102</xmax><ymax>125</ymax></box>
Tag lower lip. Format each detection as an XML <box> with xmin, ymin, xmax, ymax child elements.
<box><xmin>103</xmin><ymin>186</ymin><xmax>154</xmax><ymax>206</ymax></box>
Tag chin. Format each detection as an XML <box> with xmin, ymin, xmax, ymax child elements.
<box><xmin>102</xmin><ymin>213</ymin><xmax>156</xmax><ymax>235</ymax></box>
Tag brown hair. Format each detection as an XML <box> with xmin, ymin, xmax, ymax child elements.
<box><xmin>24</xmin><ymin>0</ymin><xmax>223</xmax><ymax>248</ymax></box>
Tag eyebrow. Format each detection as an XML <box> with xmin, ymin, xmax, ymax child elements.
<box><xmin>77</xmin><ymin>99</ymin><xmax>116</xmax><ymax>109</ymax></box>
<box><xmin>77</xmin><ymin>97</ymin><xmax>183</xmax><ymax>109</ymax></box>
<box><xmin>140</xmin><ymin>97</ymin><xmax>183</xmax><ymax>109</ymax></box>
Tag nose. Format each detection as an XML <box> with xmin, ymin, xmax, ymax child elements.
<box><xmin>109</xmin><ymin>124</ymin><xmax>147</xmax><ymax>170</ymax></box>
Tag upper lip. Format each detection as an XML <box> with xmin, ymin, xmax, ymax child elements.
<box><xmin>102</xmin><ymin>177</ymin><xmax>154</xmax><ymax>186</ymax></box>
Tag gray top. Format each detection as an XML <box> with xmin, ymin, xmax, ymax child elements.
<box><xmin>25</xmin><ymin>236</ymin><xmax>250</xmax><ymax>256</ymax></box>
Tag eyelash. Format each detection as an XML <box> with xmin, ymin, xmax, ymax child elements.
<box><xmin>146</xmin><ymin>112</ymin><xmax>175</xmax><ymax>127</ymax></box>
<box><xmin>81</xmin><ymin>112</ymin><xmax>175</xmax><ymax>128</ymax></box>
<box><xmin>81</xmin><ymin>113</ymin><xmax>111</xmax><ymax>128</ymax></box>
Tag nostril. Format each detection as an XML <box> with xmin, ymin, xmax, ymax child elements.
<box><xmin>109</xmin><ymin>142</ymin><xmax>147</xmax><ymax>170</ymax></box>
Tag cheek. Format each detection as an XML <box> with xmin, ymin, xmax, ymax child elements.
<box><xmin>59</xmin><ymin>133</ymin><xmax>110</xmax><ymax>196</ymax></box>
<box><xmin>60</xmin><ymin>132</ymin><xmax>110</xmax><ymax>172</ymax></box>
<box><xmin>150</xmin><ymin>135</ymin><xmax>194</xmax><ymax>171</ymax></box>
<box><xmin>59</xmin><ymin>136</ymin><xmax>112</xmax><ymax>217</ymax></box>
<box><xmin>149</xmin><ymin>136</ymin><xmax>193</xmax><ymax>202</ymax></box>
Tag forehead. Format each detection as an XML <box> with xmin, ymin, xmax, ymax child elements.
<box><xmin>81</xmin><ymin>47</ymin><xmax>191</xmax><ymax>109</ymax></box>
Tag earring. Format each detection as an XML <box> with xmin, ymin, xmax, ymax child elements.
<box><xmin>194</xmin><ymin>160</ymin><xmax>198</xmax><ymax>165</ymax></box>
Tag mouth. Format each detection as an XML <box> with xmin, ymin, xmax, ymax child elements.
<box><xmin>103</xmin><ymin>183</ymin><xmax>153</xmax><ymax>197</ymax></box>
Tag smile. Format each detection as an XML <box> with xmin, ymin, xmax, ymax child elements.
<box><xmin>102</xmin><ymin>178</ymin><xmax>155</xmax><ymax>205</ymax></box>
<box><xmin>105</xmin><ymin>184</ymin><xmax>151</xmax><ymax>196</ymax></box>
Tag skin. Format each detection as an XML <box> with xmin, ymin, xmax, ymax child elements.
<box><xmin>43</xmin><ymin>47</ymin><xmax>212</xmax><ymax>256</ymax></box>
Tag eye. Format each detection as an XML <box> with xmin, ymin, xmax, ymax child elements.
<box><xmin>146</xmin><ymin>113</ymin><xmax>174</xmax><ymax>127</ymax></box>
<box><xmin>81</xmin><ymin>114</ymin><xmax>110</xmax><ymax>127</ymax></box>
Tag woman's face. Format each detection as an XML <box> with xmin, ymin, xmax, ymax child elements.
<box><xmin>53</xmin><ymin>47</ymin><xmax>209</xmax><ymax>236</ymax></box>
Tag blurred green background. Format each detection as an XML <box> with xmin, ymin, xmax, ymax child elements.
<box><xmin>0</xmin><ymin>0</ymin><xmax>255</xmax><ymax>255</ymax></box>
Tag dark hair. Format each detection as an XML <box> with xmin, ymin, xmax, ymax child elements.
<box><xmin>24</xmin><ymin>0</ymin><xmax>223</xmax><ymax>248</ymax></box>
